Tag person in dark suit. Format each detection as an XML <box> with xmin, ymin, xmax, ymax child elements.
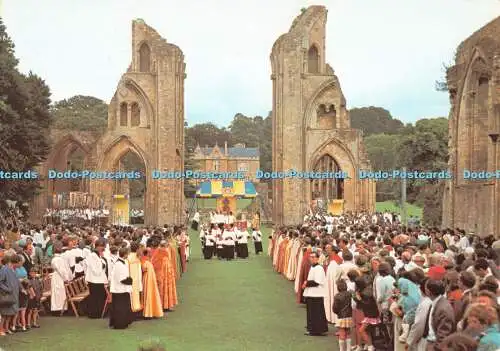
<box><xmin>423</xmin><ymin>279</ymin><xmax>455</xmax><ymax>351</ymax></box>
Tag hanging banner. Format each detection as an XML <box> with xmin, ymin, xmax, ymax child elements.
<box><xmin>216</xmin><ymin>196</ymin><xmax>236</xmax><ymax>214</ymax></box>
<box><xmin>112</xmin><ymin>195</ymin><xmax>129</xmax><ymax>225</ymax></box>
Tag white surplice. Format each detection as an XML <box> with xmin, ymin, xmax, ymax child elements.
<box><xmin>324</xmin><ymin>259</ymin><xmax>341</xmax><ymax>324</ymax></box>
<box><xmin>50</xmin><ymin>254</ymin><xmax>73</xmax><ymax>311</ymax></box>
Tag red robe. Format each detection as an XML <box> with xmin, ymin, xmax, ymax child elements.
<box><xmin>296</xmin><ymin>247</ymin><xmax>312</xmax><ymax>304</ymax></box>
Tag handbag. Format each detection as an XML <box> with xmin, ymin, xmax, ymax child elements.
<box><xmin>0</xmin><ymin>289</ymin><xmax>15</xmax><ymax>308</ymax></box>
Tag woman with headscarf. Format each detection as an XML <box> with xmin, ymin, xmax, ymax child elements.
<box><xmin>397</xmin><ymin>276</ymin><xmax>421</xmax><ymax>343</ymax></box>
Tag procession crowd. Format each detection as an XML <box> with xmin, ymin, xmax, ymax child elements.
<box><xmin>270</xmin><ymin>211</ymin><xmax>500</xmax><ymax>351</ymax></box>
<box><xmin>0</xmin><ymin>221</ymin><xmax>190</xmax><ymax>337</ymax></box>
<box><xmin>43</xmin><ymin>208</ymin><xmax>110</xmax><ymax>225</ymax></box>
<box><xmin>194</xmin><ymin>210</ymin><xmax>264</xmax><ymax>260</ymax></box>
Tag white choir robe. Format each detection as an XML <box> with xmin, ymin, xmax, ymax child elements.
<box><xmin>324</xmin><ymin>259</ymin><xmax>341</xmax><ymax>324</ymax></box>
<box><xmin>267</xmin><ymin>230</ymin><xmax>274</xmax><ymax>256</ymax></box>
<box><xmin>50</xmin><ymin>254</ymin><xmax>73</xmax><ymax>311</ymax></box>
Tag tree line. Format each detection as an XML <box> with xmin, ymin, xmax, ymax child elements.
<box><xmin>0</xmin><ymin>17</ymin><xmax>448</xmax><ymax>225</ymax></box>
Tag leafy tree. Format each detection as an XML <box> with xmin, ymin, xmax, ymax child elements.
<box><xmin>228</xmin><ymin>112</ymin><xmax>272</xmax><ymax>172</ymax></box>
<box><xmin>50</xmin><ymin>95</ymin><xmax>108</xmax><ymax>133</ymax></box>
<box><xmin>349</xmin><ymin>106</ymin><xmax>404</xmax><ymax>136</ymax></box>
<box><xmin>397</xmin><ymin>117</ymin><xmax>449</xmax><ymax>221</ymax></box>
<box><xmin>364</xmin><ymin>133</ymin><xmax>403</xmax><ymax>201</ymax></box>
<box><xmin>185</xmin><ymin>123</ymin><xmax>232</xmax><ymax>150</ymax></box>
<box><xmin>0</xmin><ymin>18</ymin><xmax>52</xmax><ymax>203</ymax></box>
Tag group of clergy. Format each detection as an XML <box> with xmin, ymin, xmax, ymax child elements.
<box><xmin>199</xmin><ymin>223</ymin><xmax>263</xmax><ymax>260</ymax></box>
<box><xmin>49</xmin><ymin>227</ymin><xmax>185</xmax><ymax>329</ymax></box>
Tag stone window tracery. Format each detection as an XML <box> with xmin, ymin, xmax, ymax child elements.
<box><xmin>120</xmin><ymin>102</ymin><xmax>128</xmax><ymax>126</ymax></box>
<box><xmin>316</xmin><ymin>103</ymin><xmax>336</xmax><ymax>129</ymax></box>
<box><xmin>311</xmin><ymin>154</ymin><xmax>343</xmax><ymax>201</ymax></box>
<box><xmin>131</xmin><ymin>102</ymin><xmax>140</xmax><ymax>127</ymax></box>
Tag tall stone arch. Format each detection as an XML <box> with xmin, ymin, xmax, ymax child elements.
<box><xmin>270</xmin><ymin>6</ymin><xmax>375</xmax><ymax>225</ymax></box>
<box><xmin>92</xmin><ymin>19</ymin><xmax>186</xmax><ymax>225</ymax></box>
<box><xmin>31</xmin><ymin>130</ymin><xmax>97</xmax><ymax>221</ymax></box>
<box><xmin>31</xmin><ymin>20</ymin><xmax>186</xmax><ymax>226</ymax></box>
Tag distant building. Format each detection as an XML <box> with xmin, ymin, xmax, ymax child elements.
<box><xmin>192</xmin><ymin>141</ymin><xmax>260</xmax><ymax>182</ymax></box>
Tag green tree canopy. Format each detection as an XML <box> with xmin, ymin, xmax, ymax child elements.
<box><xmin>50</xmin><ymin>95</ymin><xmax>108</xmax><ymax>132</ymax></box>
<box><xmin>228</xmin><ymin>112</ymin><xmax>272</xmax><ymax>172</ymax></box>
<box><xmin>0</xmin><ymin>18</ymin><xmax>52</xmax><ymax>202</ymax></box>
<box><xmin>349</xmin><ymin>106</ymin><xmax>404</xmax><ymax>136</ymax></box>
<box><xmin>185</xmin><ymin>122</ymin><xmax>232</xmax><ymax>152</ymax></box>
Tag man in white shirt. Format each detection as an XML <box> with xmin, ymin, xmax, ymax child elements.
<box><xmin>223</xmin><ymin>228</ymin><xmax>235</xmax><ymax>261</ymax></box>
<box><xmin>236</xmin><ymin>226</ymin><xmax>249</xmax><ymax>259</ymax></box>
<box><xmin>252</xmin><ymin>229</ymin><xmax>263</xmax><ymax>255</ymax></box>
<box><xmin>302</xmin><ymin>251</ymin><xmax>328</xmax><ymax>336</ymax></box>
<box><xmin>85</xmin><ymin>239</ymin><xmax>108</xmax><ymax>318</ymax></box>
<box><xmin>109</xmin><ymin>247</ymin><xmax>133</xmax><ymax>329</ymax></box>
<box><xmin>203</xmin><ymin>230</ymin><xmax>215</xmax><ymax>259</ymax></box>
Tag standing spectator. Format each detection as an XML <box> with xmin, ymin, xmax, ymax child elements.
<box><xmin>423</xmin><ymin>279</ymin><xmax>455</xmax><ymax>350</ymax></box>
<box><xmin>465</xmin><ymin>303</ymin><xmax>500</xmax><ymax>350</ymax></box>
<box><xmin>0</xmin><ymin>255</ymin><xmax>20</xmax><ymax>334</ymax></box>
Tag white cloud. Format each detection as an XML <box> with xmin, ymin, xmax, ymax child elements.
<box><xmin>2</xmin><ymin>0</ymin><xmax>499</xmax><ymax>125</ymax></box>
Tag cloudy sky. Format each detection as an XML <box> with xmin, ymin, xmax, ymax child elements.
<box><xmin>2</xmin><ymin>0</ymin><xmax>499</xmax><ymax>127</ymax></box>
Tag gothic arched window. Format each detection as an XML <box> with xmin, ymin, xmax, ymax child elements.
<box><xmin>139</xmin><ymin>43</ymin><xmax>151</xmax><ymax>72</ymax></box>
<box><xmin>120</xmin><ymin>102</ymin><xmax>128</xmax><ymax>126</ymax></box>
<box><xmin>131</xmin><ymin>102</ymin><xmax>140</xmax><ymax>127</ymax></box>
<box><xmin>308</xmin><ymin>45</ymin><xmax>319</xmax><ymax>73</ymax></box>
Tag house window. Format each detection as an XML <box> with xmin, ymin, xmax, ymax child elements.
<box><xmin>238</xmin><ymin>162</ymin><xmax>248</xmax><ymax>172</ymax></box>
<box><xmin>213</xmin><ymin>160</ymin><xmax>220</xmax><ymax>171</ymax></box>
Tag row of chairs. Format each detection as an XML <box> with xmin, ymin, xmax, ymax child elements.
<box><xmin>39</xmin><ymin>273</ymin><xmax>110</xmax><ymax>318</ymax></box>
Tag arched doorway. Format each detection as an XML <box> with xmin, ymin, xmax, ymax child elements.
<box><xmin>95</xmin><ymin>136</ymin><xmax>149</xmax><ymax>225</ymax></box>
<box><xmin>114</xmin><ymin>150</ymin><xmax>146</xmax><ymax>224</ymax></box>
<box><xmin>46</xmin><ymin>137</ymin><xmax>90</xmax><ymax>209</ymax></box>
<box><xmin>310</xmin><ymin>154</ymin><xmax>343</xmax><ymax>204</ymax></box>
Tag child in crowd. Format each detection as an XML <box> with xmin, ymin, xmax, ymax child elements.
<box><xmin>333</xmin><ymin>279</ymin><xmax>353</xmax><ymax>351</ymax></box>
<box><xmin>18</xmin><ymin>279</ymin><xmax>29</xmax><ymax>331</ymax></box>
<box><xmin>27</xmin><ymin>268</ymin><xmax>41</xmax><ymax>328</ymax></box>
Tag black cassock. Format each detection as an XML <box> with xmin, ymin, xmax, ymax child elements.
<box><xmin>109</xmin><ymin>277</ymin><xmax>133</xmax><ymax>330</ymax></box>
<box><xmin>305</xmin><ymin>281</ymin><xmax>328</xmax><ymax>335</ymax></box>
<box><xmin>87</xmin><ymin>255</ymin><xmax>108</xmax><ymax>319</ymax></box>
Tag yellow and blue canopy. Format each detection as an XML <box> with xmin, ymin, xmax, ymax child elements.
<box><xmin>196</xmin><ymin>181</ymin><xmax>257</xmax><ymax>198</ymax></box>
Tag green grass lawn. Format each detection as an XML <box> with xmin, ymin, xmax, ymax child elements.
<box><xmin>1</xmin><ymin>228</ymin><xmax>336</xmax><ymax>351</ymax></box>
<box><xmin>376</xmin><ymin>201</ymin><xmax>422</xmax><ymax>218</ymax></box>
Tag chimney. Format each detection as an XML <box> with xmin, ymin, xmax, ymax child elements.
<box><xmin>224</xmin><ymin>141</ymin><xmax>228</xmax><ymax>156</ymax></box>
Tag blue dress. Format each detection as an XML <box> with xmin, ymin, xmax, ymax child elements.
<box><xmin>15</xmin><ymin>266</ymin><xmax>27</xmax><ymax>279</ymax></box>
<box><xmin>0</xmin><ymin>265</ymin><xmax>20</xmax><ymax>316</ymax></box>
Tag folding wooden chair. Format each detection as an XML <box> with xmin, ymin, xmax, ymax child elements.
<box><xmin>101</xmin><ymin>285</ymin><xmax>111</xmax><ymax>318</ymax></box>
<box><xmin>63</xmin><ymin>277</ymin><xmax>89</xmax><ymax>317</ymax></box>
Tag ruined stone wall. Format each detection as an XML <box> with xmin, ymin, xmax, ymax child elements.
<box><xmin>271</xmin><ymin>6</ymin><xmax>375</xmax><ymax>225</ymax></box>
<box><xmin>33</xmin><ymin>20</ymin><xmax>186</xmax><ymax>226</ymax></box>
<box><xmin>443</xmin><ymin>16</ymin><xmax>500</xmax><ymax>236</ymax></box>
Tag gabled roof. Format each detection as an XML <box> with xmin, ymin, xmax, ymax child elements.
<box><xmin>198</xmin><ymin>147</ymin><xmax>259</xmax><ymax>158</ymax></box>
